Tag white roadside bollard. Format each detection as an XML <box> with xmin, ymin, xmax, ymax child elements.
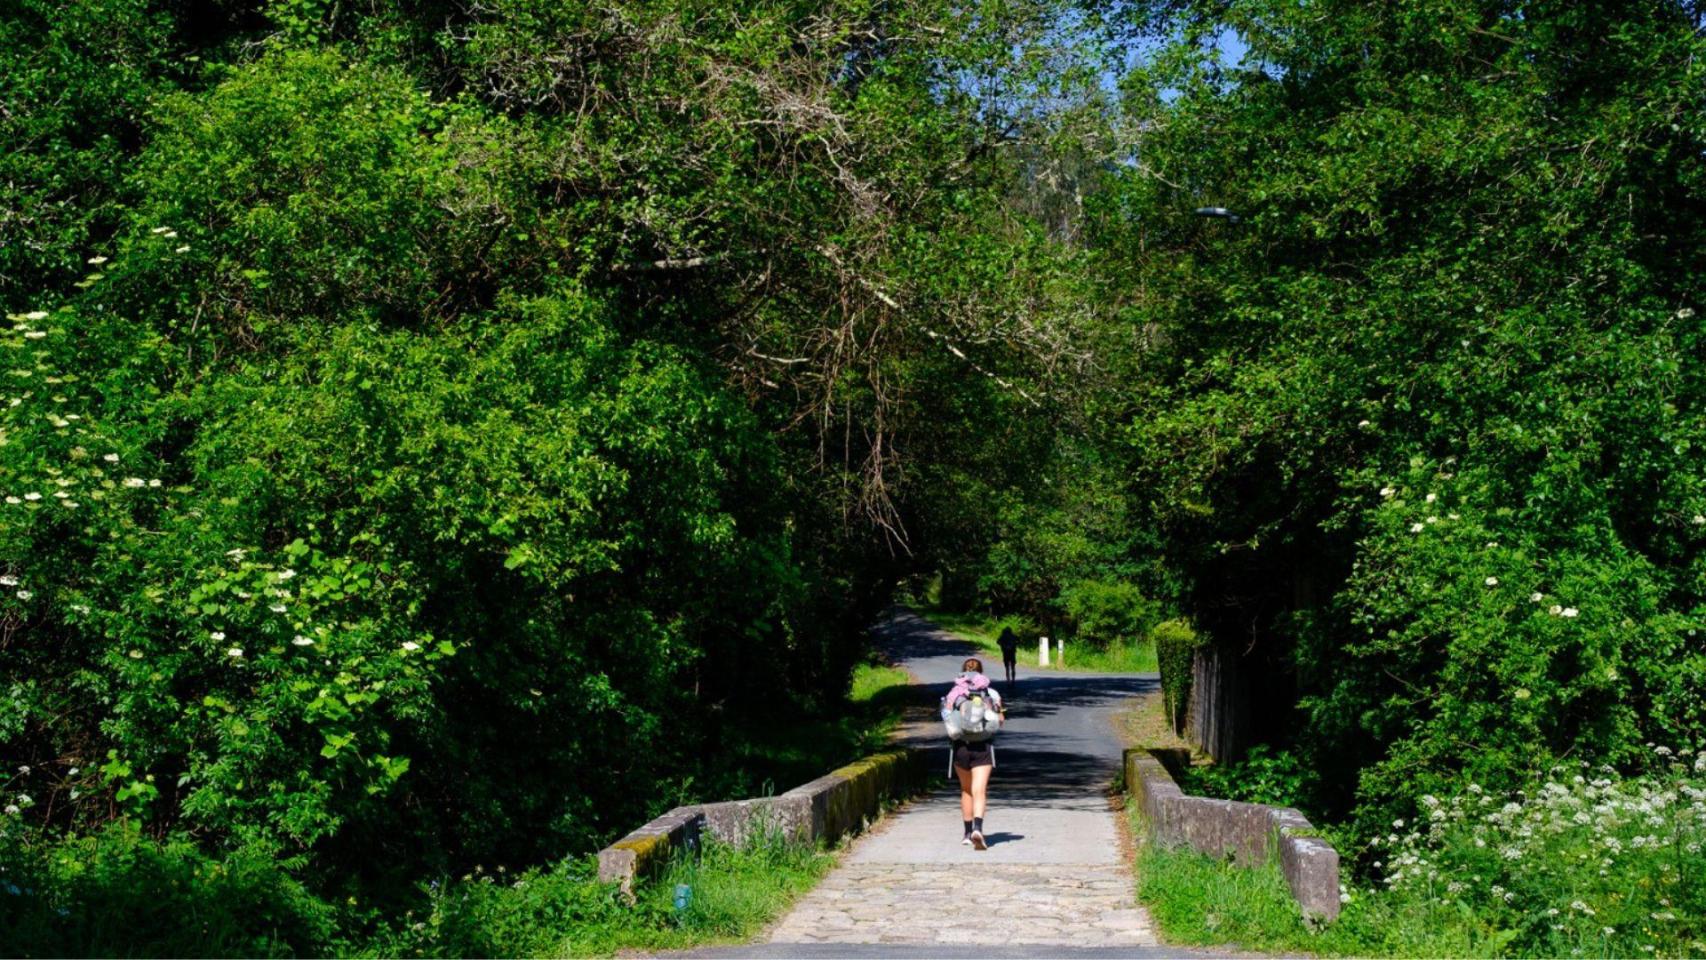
<box><xmin>1039</xmin><ymin>635</ymin><xmax>1050</xmax><ymax>667</ymax></box>
<box><xmin>1057</xmin><ymin>637</ymin><xmax>1064</xmax><ymax>667</ymax></box>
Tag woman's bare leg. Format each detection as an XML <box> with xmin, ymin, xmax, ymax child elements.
<box><xmin>970</xmin><ymin>763</ymin><xmax>992</xmax><ymax>819</ymax></box>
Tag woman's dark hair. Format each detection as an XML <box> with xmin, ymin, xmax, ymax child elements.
<box><xmin>962</xmin><ymin>657</ymin><xmax>984</xmax><ymax>673</ymax></box>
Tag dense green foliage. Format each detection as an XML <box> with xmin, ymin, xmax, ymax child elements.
<box><xmin>1092</xmin><ymin>0</ymin><xmax>1706</xmax><ymax>838</ymax></box>
<box><xmin>6</xmin><ymin>0</ymin><xmax>1706</xmax><ymax>953</ymax></box>
<box><xmin>0</xmin><ymin>821</ymin><xmax>830</xmax><ymax>957</ymax></box>
<box><xmin>2</xmin><ymin>0</ymin><xmax>1097</xmax><ymax>948</ymax></box>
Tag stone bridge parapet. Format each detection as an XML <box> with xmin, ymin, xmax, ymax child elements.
<box><xmin>596</xmin><ymin>746</ymin><xmax>930</xmax><ymax>896</ymax></box>
<box><xmin>1125</xmin><ymin>747</ymin><xmax>1341</xmax><ymax>921</ymax></box>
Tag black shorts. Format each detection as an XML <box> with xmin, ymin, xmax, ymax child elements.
<box><xmin>953</xmin><ymin>739</ymin><xmax>994</xmax><ymax>770</ymax></box>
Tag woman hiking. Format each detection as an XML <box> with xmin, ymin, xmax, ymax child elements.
<box><xmin>942</xmin><ymin>657</ymin><xmax>1004</xmax><ymax>849</ymax></box>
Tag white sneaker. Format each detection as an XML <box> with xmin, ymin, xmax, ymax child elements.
<box><xmin>970</xmin><ymin>831</ymin><xmax>987</xmax><ymax>851</ymax></box>
<box><xmin>962</xmin><ymin>834</ymin><xmax>973</xmax><ymax>846</ymax></box>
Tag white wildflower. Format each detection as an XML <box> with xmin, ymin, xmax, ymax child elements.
<box><xmin>1530</xmin><ymin>592</ymin><xmax>1544</xmax><ymax>602</ymax></box>
<box><xmin>173</xmin><ymin>245</ymin><xmax>190</xmax><ymax>254</ymax></box>
<box><xmin>87</xmin><ymin>256</ymin><xmax>108</xmax><ymax>265</ymax></box>
<box><xmin>401</xmin><ymin>641</ymin><xmax>421</xmax><ymax>652</ymax></box>
<box><xmin>103</xmin><ymin>453</ymin><xmax>119</xmax><ymax>462</ymax></box>
<box><xmin>0</xmin><ymin>576</ymin><xmax>15</xmax><ymax>587</ymax></box>
<box><xmin>1485</xmin><ymin>576</ymin><xmax>1499</xmax><ymax>586</ymax></box>
<box><xmin>1550</xmin><ymin>604</ymin><xmax>1563</xmax><ymax>615</ymax></box>
<box><xmin>227</xmin><ymin>647</ymin><xmax>243</xmax><ymax>658</ymax></box>
<box><xmin>291</xmin><ymin>635</ymin><xmax>313</xmax><ymax>647</ymax></box>
<box><xmin>270</xmin><ymin>603</ymin><xmax>287</xmax><ymax>613</ymax></box>
<box><xmin>1410</xmin><ymin>522</ymin><xmax>1425</xmax><ymax>533</ymax></box>
<box><xmin>150</xmin><ymin>226</ymin><xmax>172</xmax><ymax>234</ymax></box>
<box><xmin>122</xmin><ymin>477</ymin><xmax>146</xmax><ymax>488</ymax></box>
<box><xmin>3</xmin><ymin>805</ymin><xmax>17</xmax><ymax>816</ymax></box>
<box><xmin>210</xmin><ymin>631</ymin><xmax>225</xmax><ymax>641</ymax></box>
<box><xmin>15</xmin><ymin>590</ymin><xmax>31</xmax><ymax>600</ymax></box>
<box><xmin>1425</xmin><ymin>493</ymin><xmax>1437</xmax><ymax>503</ymax></box>
<box><xmin>1358</xmin><ymin>419</ymin><xmax>1371</xmax><ymax>428</ymax></box>
<box><xmin>17</xmin><ymin>765</ymin><xmax>28</xmax><ymax>775</ymax></box>
<box><xmin>23</xmin><ymin>492</ymin><xmax>41</xmax><ymax>501</ymax></box>
<box><xmin>1380</xmin><ymin>486</ymin><xmax>1396</xmax><ymax>498</ymax></box>
<box><xmin>23</xmin><ymin>311</ymin><xmax>48</xmax><ymax>321</ymax></box>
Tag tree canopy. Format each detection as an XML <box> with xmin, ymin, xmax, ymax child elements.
<box><xmin>3</xmin><ymin>0</ymin><xmax>1704</xmax><ymax>950</ymax></box>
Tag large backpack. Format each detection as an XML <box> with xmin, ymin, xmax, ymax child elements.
<box><xmin>943</xmin><ymin>686</ymin><xmax>1000</xmax><ymax>742</ymax></box>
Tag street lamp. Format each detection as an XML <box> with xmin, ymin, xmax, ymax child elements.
<box><xmin>1194</xmin><ymin>206</ymin><xmax>1241</xmax><ymax>224</ymax></box>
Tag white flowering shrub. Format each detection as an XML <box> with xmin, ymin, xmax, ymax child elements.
<box><xmin>1371</xmin><ymin>753</ymin><xmax>1706</xmax><ymax>957</ymax></box>
<box><xmin>1294</xmin><ymin>452</ymin><xmax>1706</xmax><ymax>839</ymax></box>
<box><xmin>1</xmin><ymin>284</ymin><xmax>812</xmax><ymax>890</ymax></box>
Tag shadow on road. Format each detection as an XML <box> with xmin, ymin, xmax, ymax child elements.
<box><xmin>873</xmin><ymin>606</ymin><xmax>1160</xmax><ymax>808</ymax></box>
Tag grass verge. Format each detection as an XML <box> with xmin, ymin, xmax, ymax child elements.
<box><xmin>2</xmin><ymin>822</ymin><xmax>835</xmax><ymax>958</ymax></box>
<box><xmin>915</xmin><ymin>605</ymin><xmax>1158</xmax><ymax>673</ymax></box>
<box><xmin>1128</xmin><ymin>804</ymin><xmax>1505</xmax><ymax>958</ymax></box>
<box><xmin>386</xmin><ymin>828</ymin><xmax>836</xmax><ymax>958</ymax></box>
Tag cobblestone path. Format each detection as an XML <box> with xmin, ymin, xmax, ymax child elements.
<box><xmin>768</xmin><ymin>862</ymin><xmax>1154</xmax><ymax>947</ymax></box>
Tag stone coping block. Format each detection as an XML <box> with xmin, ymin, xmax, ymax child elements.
<box><xmin>596</xmin><ymin>805</ymin><xmax>703</xmax><ymax>897</ymax></box>
<box><xmin>1124</xmin><ymin>747</ymin><xmax>1341</xmax><ymax>922</ymax></box>
<box><xmin>596</xmin><ymin>747</ymin><xmax>928</xmax><ymax>896</ymax></box>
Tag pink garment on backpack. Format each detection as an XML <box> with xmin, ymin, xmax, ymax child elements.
<box><xmin>942</xmin><ymin>671</ymin><xmax>999</xmax><ymax>711</ymax></box>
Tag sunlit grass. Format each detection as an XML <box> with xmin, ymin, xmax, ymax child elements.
<box><xmin>917</xmin><ymin>605</ymin><xmax>1158</xmax><ymax>673</ymax></box>
<box><xmin>1129</xmin><ymin>804</ymin><xmax>1496</xmax><ymax>958</ymax></box>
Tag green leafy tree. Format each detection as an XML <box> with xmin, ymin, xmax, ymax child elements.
<box><xmin>1099</xmin><ymin>0</ymin><xmax>1706</xmax><ymax>835</ymax></box>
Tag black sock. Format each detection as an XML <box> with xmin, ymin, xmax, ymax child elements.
<box><xmin>973</xmin><ymin>817</ymin><xmax>983</xmax><ymax>834</ymax></box>
<box><xmin>963</xmin><ymin>820</ymin><xmax>973</xmax><ymax>836</ymax></box>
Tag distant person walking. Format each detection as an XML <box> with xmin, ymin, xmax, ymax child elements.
<box><xmin>996</xmin><ymin>627</ymin><xmax>1019</xmax><ymax>684</ymax></box>
<box><xmin>941</xmin><ymin>658</ymin><xmax>1004</xmax><ymax>849</ymax></box>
